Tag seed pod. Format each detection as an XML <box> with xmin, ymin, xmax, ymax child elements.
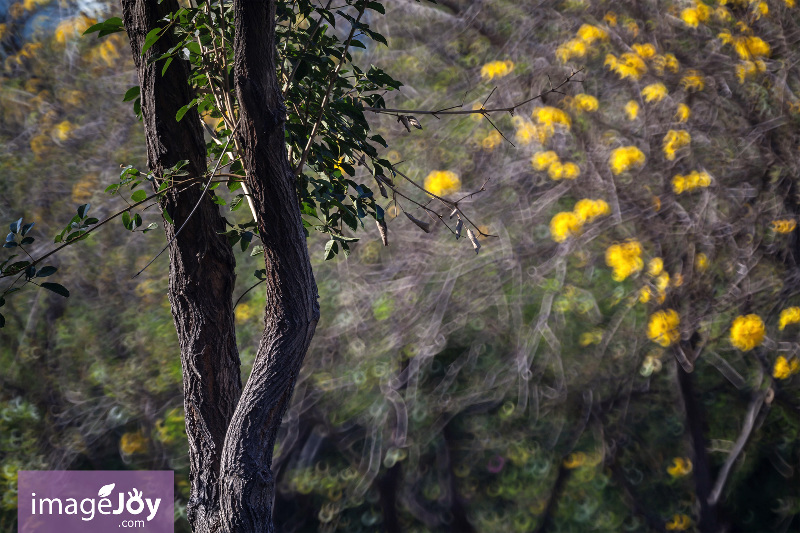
<box><xmin>407</xmin><ymin>116</ymin><xmax>422</xmax><ymax>129</ymax></box>
<box><xmin>455</xmin><ymin>218</ymin><xmax>463</xmax><ymax>239</ymax></box>
<box><xmin>405</xmin><ymin>212</ymin><xmax>431</xmax><ymax>233</ymax></box>
<box><xmin>467</xmin><ymin>228</ymin><xmax>481</xmax><ymax>254</ymax></box>
<box><xmin>449</xmin><ymin>207</ymin><xmax>458</xmax><ymax>219</ymax></box>
<box><xmin>376</xmin><ymin>218</ymin><xmax>388</xmax><ymax>246</ymax></box>
<box><xmin>398</xmin><ymin>115</ymin><xmax>411</xmax><ymax>132</ymax></box>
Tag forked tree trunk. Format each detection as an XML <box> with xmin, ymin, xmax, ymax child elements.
<box><xmin>121</xmin><ymin>1</ymin><xmax>318</xmax><ymax>531</ymax></box>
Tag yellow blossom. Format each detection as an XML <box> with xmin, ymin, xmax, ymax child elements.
<box><xmin>573</xmin><ymin>93</ymin><xmax>599</xmax><ymax>112</ymax></box>
<box><xmin>773</xmin><ymin>356</ymin><xmax>800</xmax><ymax>379</ymax></box>
<box><xmin>609</xmin><ymin>146</ymin><xmax>646</xmax><ymax>175</ymax></box>
<box><xmin>666</xmin><ymin>514</ymin><xmax>692</xmax><ymax>531</ymax></box>
<box><xmin>675</xmin><ymin>103</ymin><xmax>691</xmax><ymax>123</ymax></box>
<box><xmin>672</xmin><ymin>273</ymin><xmax>684</xmax><ymax>287</ymax></box>
<box><xmin>648</xmin><ymin>309</ymin><xmax>681</xmax><ymax>347</ymax></box>
<box><xmin>605</xmin><ymin>53</ymin><xmax>648</xmax><ymax>80</ymax></box>
<box><xmin>514</xmin><ymin>120</ymin><xmax>547</xmax><ymax>145</ymax></box>
<box><xmin>673</xmin><ymin>170</ymin><xmax>711</xmax><ymax>194</ymax></box>
<box><xmin>532</xmin><ymin>151</ymin><xmax>560</xmax><ymax>171</ymax></box>
<box><xmin>550</xmin><ymin>212</ymin><xmax>583</xmax><ymax>242</ymax></box>
<box><xmin>771</xmin><ymin>219</ymin><xmax>797</xmax><ymax>233</ymax></box>
<box><xmin>695</xmin><ymin>253</ymin><xmax>709</xmax><ymax>272</ymax></box>
<box><xmin>604</xmin><ymin>12</ymin><xmax>618</xmax><ymax>26</ymax></box>
<box><xmin>647</xmin><ymin>257</ymin><xmax>664</xmax><ymax>277</ymax></box>
<box><xmin>632</xmin><ymin>43</ymin><xmax>657</xmax><ymax>59</ymax></box>
<box><xmin>606</xmin><ymin>240</ymin><xmax>644</xmax><ymax>281</ymax></box>
<box><xmin>652</xmin><ymin>53</ymin><xmax>680</xmax><ymax>75</ymax></box>
<box><xmin>779</xmin><ymin>307</ymin><xmax>800</xmax><ymax>330</ymax></box>
<box><xmin>576</xmin><ymin>24</ymin><xmax>608</xmax><ymax>44</ymax></box>
<box><xmin>642</xmin><ymin>83</ymin><xmax>668</xmax><ymax>103</ymax></box>
<box><xmin>561</xmin><ymin>162</ymin><xmax>581</xmax><ymax>180</ymax></box>
<box><xmin>532</xmin><ymin>106</ymin><xmax>571</xmax><ymax>129</ymax></box>
<box><xmin>730</xmin><ymin>314</ymin><xmax>766</xmax><ymax>351</ymax></box>
<box><xmin>639</xmin><ymin>287</ymin><xmax>652</xmax><ymax>303</ymax></box>
<box><xmin>722</xmin><ymin>34</ymin><xmax>771</xmax><ymax>60</ymax></box>
<box><xmin>681</xmin><ymin>71</ymin><xmax>705</xmax><ymax>91</ymax></box>
<box><xmin>556</xmin><ymin>39</ymin><xmax>587</xmax><ymax>63</ymax></box>
<box><xmin>625</xmin><ymin>100</ymin><xmax>640</xmax><ymax>120</ymax></box>
<box><xmin>580</xmin><ymin>329</ymin><xmax>604</xmax><ymax>346</ymax></box>
<box><xmin>54</xmin><ymin>15</ymin><xmax>96</xmax><ymax>45</ymax></box>
<box><xmin>667</xmin><ymin>457</ymin><xmax>693</xmax><ymax>477</ymax></box>
<box><xmin>235</xmin><ymin>302</ymin><xmax>256</xmax><ymax>323</ymax></box>
<box><xmin>480</xmin><ymin>60</ymin><xmax>514</xmax><ymax>80</ymax></box>
<box><xmin>786</xmin><ymin>0</ymin><xmax>796</xmax><ymax>7</ymax></box>
<box><xmin>663</xmin><ymin>130</ymin><xmax>691</xmax><ymax>161</ymax></box>
<box><xmin>624</xmin><ymin>19</ymin><xmax>640</xmax><ymax>37</ymax></box>
<box><xmin>53</xmin><ymin>121</ymin><xmax>73</xmax><ymax>142</ymax></box>
<box><xmin>548</xmin><ymin>161</ymin><xmax>564</xmax><ymax>180</ymax></box>
<box><xmin>573</xmin><ymin>199</ymin><xmax>610</xmax><ymax>222</ymax></box>
<box><xmin>563</xmin><ymin>452</ymin><xmax>586</xmax><ymax>469</ymax></box>
<box><xmin>424</xmin><ymin>170</ymin><xmax>461</xmax><ymax>196</ymax></box>
<box><xmin>481</xmin><ymin>130</ymin><xmax>503</xmax><ymax>151</ymax></box>
<box><xmin>681</xmin><ymin>8</ymin><xmax>700</xmax><ymax>27</ymax></box>
<box><xmin>655</xmin><ymin>272</ymin><xmax>670</xmax><ymax>292</ymax></box>
<box><xmin>755</xmin><ymin>1</ymin><xmax>768</xmax><ymax>18</ymax></box>
<box><xmin>120</xmin><ymin>431</ymin><xmax>148</xmax><ymax>455</ymax></box>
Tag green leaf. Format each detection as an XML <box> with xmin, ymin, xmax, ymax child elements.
<box><xmin>41</xmin><ymin>282</ymin><xmax>70</xmax><ymax>298</ymax></box>
<box><xmin>162</xmin><ymin>209</ymin><xmax>174</xmax><ymax>225</ymax></box>
<box><xmin>141</xmin><ymin>27</ymin><xmax>163</xmax><ymax>55</ymax></box>
<box><xmin>36</xmin><ymin>266</ymin><xmax>57</xmax><ymax>277</ymax></box>
<box><xmin>20</xmin><ymin>237</ymin><xmax>34</xmax><ymax>245</ymax></box>
<box><xmin>324</xmin><ymin>239</ymin><xmax>338</xmax><ymax>260</ymax></box>
<box><xmin>250</xmin><ymin>245</ymin><xmax>264</xmax><ymax>257</ymax></box>
<box><xmin>122</xmin><ymin>86</ymin><xmax>140</xmax><ymax>102</ymax></box>
<box><xmin>133</xmin><ymin>213</ymin><xmax>143</xmax><ymax>230</ymax></box>
<box><xmin>162</xmin><ymin>57</ymin><xmax>174</xmax><ymax>76</ymax></box>
<box><xmin>78</xmin><ymin>203</ymin><xmax>91</xmax><ymax>218</ymax></box>
<box><xmin>131</xmin><ymin>190</ymin><xmax>147</xmax><ymax>202</ymax></box>
<box><xmin>176</xmin><ymin>104</ymin><xmax>190</xmax><ymax>122</ymax></box>
<box><xmin>122</xmin><ymin>211</ymin><xmax>132</xmax><ymax>230</ymax></box>
<box><xmin>10</xmin><ymin>218</ymin><xmax>22</xmax><ymax>234</ymax></box>
<box><xmin>21</xmin><ymin>222</ymin><xmax>34</xmax><ymax>236</ymax></box>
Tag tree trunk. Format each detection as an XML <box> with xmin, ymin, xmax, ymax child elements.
<box><xmin>121</xmin><ymin>1</ymin><xmax>242</xmax><ymax>531</ymax></box>
<box><xmin>217</xmin><ymin>1</ymin><xmax>320</xmax><ymax>531</ymax></box>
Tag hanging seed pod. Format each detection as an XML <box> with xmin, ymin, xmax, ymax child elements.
<box><xmin>455</xmin><ymin>218</ymin><xmax>463</xmax><ymax>239</ymax></box>
<box><xmin>397</xmin><ymin>115</ymin><xmax>411</xmax><ymax>132</ymax></box>
<box><xmin>405</xmin><ymin>212</ymin><xmax>431</xmax><ymax>233</ymax></box>
<box><xmin>376</xmin><ymin>218</ymin><xmax>388</xmax><ymax>246</ymax></box>
<box><xmin>407</xmin><ymin>116</ymin><xmax>422</xmax><ymax>129</ymax></box>
<box><xmin>467</xmin><ymin>228</ymin><xmax>481</xmax><ymax>254</ymax></box>
<box><xmin>449</xmin><ymin>207</ymin><xmax>458</xmax><ymax>219</ymax></box>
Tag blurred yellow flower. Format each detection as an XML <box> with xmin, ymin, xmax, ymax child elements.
<box><xmin>604</xmin><ymin>12</ymin><xmax>618</xmax><ymax>26</ymax></box>
<box><xmin>606</xmin><ymin>240</ymin><xmax>644</xmax><ymax>281</ymax></box>
<box><xmin>532</xmin><ymin>151</ymin><xmax>560</xmax><ymax>171</ymax></box>
<box><xmin>672</xmin><ymin>170</ymin><xmax>711</xmax><ymax>194</ymax></box>
<box><xmin>579</xmin><ymin>329</ymin><xmax>604</xmax><ymax>346</ymax></box>
<box><xmin>120</xmin><ymin>431</ymin><xmax>148</xmax><ymax>455</ymax></box>
<box><xmin>647</xmin><ymin>257</ymin><xmax>664</xmax><ymax>277</ymax></box>
<box><xmin>513</xmin><ymin>118</ymin><xmax>546</xmax><ymax>145</ymax></box>
<box><xmin>648</xmin><ymin>309</ymin><xmax>680</xmax><ymax>347</ymax></box>
<box><xmin>642</xmin><ymin>83</ymin><xmax>668</xmax><ymax>103</ymax></box>
<box><xmin>771</xmin><ymin>219</ymin><xmax>796</xmax><ymax>233</ymax></box>
<box><xmin>563</xmin><ymin>452</ymin><xmax>586</xmax><ymax>469</ymax></box>
<box><xmin>556</xmin><ymin>38</ymin><xmax>587</xmax><ymax>63</ymax></box>
<box><xmin>480</xmin><ymin>60</ymin><xmax>514</xmax><ymax>80</ymax></box>
<box><xmin>573</xmin><ymin>199</ymin><xmax>610</xmax><ymax>222</ymax></box>
<box><xmin>773</xmin><ymin>356</ymin><xmax>800</xmax><ymax>379</ymax></box>
<box><xmin>548</xmin><ymin>162</ymin><xmax>564</xmax><ymax>180</ymax></box>
<box><xmin>667</xmin><ymin>457</ymin><xmax>693</xmax><ymax>477</ymax></box>
<box><xmin>481</xmin><ymin>130</ymin><xmax>503</xmax><ymax>151</ymax></box>
<box><xmin>655</xmin><ymin>272</ymin><xmax>670</xmax><ymax>292</ymax></box>
<box><xmin>561</xmin><ymin>162</ymin><xmax>581</xmax><ymax>180</ymax></box>
<box><xmin>666</xmin><ymin>514</ymin><xmax>692</xmax><ymax>531</ymax></box>
<box><xmin>675</xmin><ymin>103</ymin><xmax>691</xmax><ymax>123</ymax></box>
<box><xmin>425</xmin><ymin>170</ymin><xmax>461</xmax><ymax>196</ymax></box>
<box><xmin>573</xmin><ymin>93</ymin><xmax>599</xmax><ymax>112</ymax></box>
<box><xmin>235</xmin><ymin>303</ymin><xmax>256</xmax><ymax>323</ymax></box>
<box><xmin>550</xmin><ymin>212</ymin><xmax>583</xmax><ymax>242</ymax></box>
<box><xmin>53</xmin><ymin>120</ymin><xmax>74</xmax><ymax>142</ymax></box>
<box><xmin>663</xmin><ymin>130</ymin><xmax>691</xmax><ymax>161</ymax></box>
<box><xmin>609</xmin><ymin>146</ymin><xmax>646</xmax><ymax>174</ymax></box>
<box><xmin>681</xmin><ymin>71</ymin><xmax>705</xmax><ymax>91</ymax></box>
<box><xmin>54</xmin><ymin>15</ymin><xmax>96</xmax><ymax>45</ymax></box>
<box><xmin>639</xmin><ymin>286</ymin><xmax>652</xmax><ymax>303</ymax></box>
<box><xmin>681</xmin><ymin>8</ymin><xmax>700</xmax><ymax>27</ymax></box>
<box><xmin>532</xmin><ymin>106</ymin><xmax>571</xmax><ymax>129</ymax></box>
<box><xmin>779</xmin><ymin>307</ymin><xmax>800</xmax><ymax>330</ymax></box>
<box><xmin>652</xmin><ymin>53</ymin><xmax>680</xmax><ymax>75</ymax></box>
<box><xmin>577</xmin><ymin>24</ymin><xmax>608</xmax><ymax>44</ymax></box>
<box><xmin>625</xmin><ymin>100</ymin><xmax>640</xmax><ymax>120</ymax></box>
<box><xmin>695</xmin><ymin>253</ymin><xmax>709</xmax><ymax>272</ymax></box>
<box><xmin>632</xmin><ymin>43</ymin><xmax>656</xmax><ymax>59</ymax></box>
<box><xmin>730</xmin><ymin>314</ymin><xmax>765</xmax><ymax>351</ymax></box>
<box><xmin>605</xmin><ymin>53</ymin><xmax>648</xmax><ymax>80</ymax></box>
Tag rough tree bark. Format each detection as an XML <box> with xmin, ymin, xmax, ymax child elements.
<box><xmin>121</xmin><ymin>0</ymin><xmax>318</xmax><ymax>531</ymax></box>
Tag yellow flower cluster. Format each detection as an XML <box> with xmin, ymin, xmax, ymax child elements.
<box><xmin>647</xmin><ymin>257</ymin><xmax>664</xmax><ymax>276</ymax></box>
<box><xmin>663</xmin><ymin>130</ymin><xmax>691</xmax><ymax>161</ymax></box>
<box><xmin>681</xmin><ymin>71</ymin><xmax>705</xmax><ymax>92</ymax></box>
<box><xmin>606</xmin><ymin>240</ymin><xmax>644</xmax><ymax>281</ymax></box>
<box><xmin>625</xmin><ymin>100</ymin><xmax>639</xmax><ymax>120</ymax></box>
<box><xmin>666</xmin><ymin>514</ymin><xmax>692</xmax><ymax>531</ymax></box>
<box><xmin>579</xmin><ymin>329</ymin><xmax>604</xmax><ymax>346</ymax></box>
<box><xmin>424</xmin><ymin>170</ymin><xmax>461</xmax><ymax>196</ymax></box>
<box><xmin>675</xmin><ymin>103</ymin><xmax>691</xmax><ymax>123</ymax></box>
<box><xmin>647</xmin><ymin>309</ymin><xmax>680</xmax><ymax>347</ymax></box>
<box><xmin>53</xmin><ymin>120</ymin><xmax>74</xmax><ymax>142</ymax></box>
<box><xmin>549</xmin><ymin>199</ymin><xmax>610</xmax><ymax>242</ymax></box>
<box><xmin>512</xmin><ymin>117</ymin><xmax>548</xmax><ymax>145</ymax></box>
<box><xmin>771</xmin><ymin>219</ymin><xmax>797</xmax><ymax>233</ymax></box>
<box><xmin>563</xmin><ymin>452</ymin><xmax>586</xmax><ymax>469</ymax></box>
<box><xmin>481</xmin><ymin>130</ymin><xmax>503</xmax><ymax>151</ymax></box>
<box><xmin>695</xmin><ymin>252</ymin><xmax>709</xmax><ymax>272</ymax></box>
<box><xmin>480</xmin><ymin>60</ymin><xmax>514</xmax><ymax>80</ymax></box>
<box><xmin>779</xmin><ymin>307</ymin><xmax>800</xmax><ymax>330</ymax></box>
<box><xmin>54</xmin><ymin>15</ymin><xmax>97</xmax><ymax>45</ymax></box>
<box><xmin>609</xmin><ymin>146</ymin><xmax>646</xmax><ymax>175</ymax></box>
<box><xmin>730</xmin><ymin>314</ymin><xmax>765</xmax><ymax>351</ymax></box>
<box><xmin>532</xmin><ymin>106</ymin><xmax>571</xmax><ymax>129</ymax></box>
<box><xmin>120</xmin><ymin>431</ymin><xmax>148</xmax><ymax>455</ymax></box>
<box><xmin>632</xmin><ymin>43</ymin><xmax>656</xmax><ymax>59</ymax></box>
<box><xmin>572</xmin><ymin>93</ymin><xmax>599</xmax><ymax>112</ymax></box>
<box><xmin>773</xmin><ymin>356</ymin><xmax>800</xmax><ymax>380</ymax></box>
<box><xmin>604</xmin><ymin>12</ymin><xmax>618</xmax><ymax>26</ymax></box>
<box><xmin>531</xmin><ymin>151</ymin><xmax>580</xmax><ymax>180</ymax></box>
<box><xmin>672</xmin><ymin>170</ymin><xmax>711</xmax><ymax>194</ymax></box>
<box><xmin>681</xmin><ymin>1</ymin><xmax>712</xmax><ymax>27</ymax></box>
<box><xmin>556</xmin><ymin>24</ymin><xmax>608</xmax><ymax>63</ymax></box>
<box><xmin>651</xmin><ymin>53</ymin><xmax>680</xmax><ymax>76</ymax></box>
<box><xmin>718</xmin><ymin>32</ymin><xmax>771</xmax><ymax>60</ymax></box>
<box><xmin>735</xmin><ymin>59</ymin><xmax>766</xmax><ymax>83</ymax></box>
<box><xmin>604</xmin><ymin>53</ymin><xmax>648</xmax><ymax>80</ymax></box>
<box><xmin>667</xmin><ymin>457</ymin><xmax>693</xmax><ymax>477</ymax></box>
<box><xmin>641</xmin><ymin>83</ymin><xmax>668</xmax><ymax>103</ymax></box>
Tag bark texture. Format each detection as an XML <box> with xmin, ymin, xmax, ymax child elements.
<box><xmin>121</xmin><ymin>2</ymin><xmax>242</xmax><ymax>531</ymax></box>
<box><xmin>217</xmin><ymin>1</ymin><xmax>320</xmax><ymax>531</ymax></box>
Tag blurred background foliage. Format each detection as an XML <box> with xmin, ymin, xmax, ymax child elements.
<box><xmin>2</xmin><ymin>0</ymin><xmax>800</xmax><ymax>531</ymax></box>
